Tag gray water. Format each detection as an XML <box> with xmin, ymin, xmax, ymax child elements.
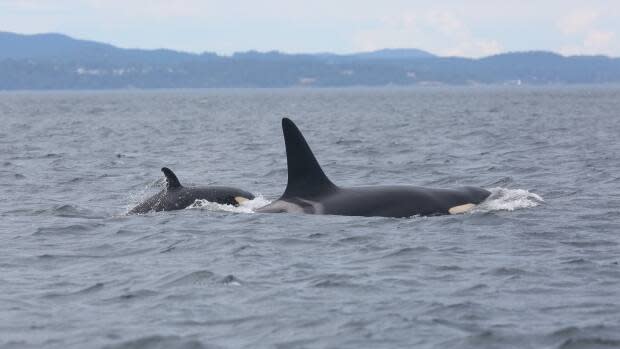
<box><xmin>1</xmin><ymin>87</ymin><xmax>619</xmax><ymax>349</ymax></box>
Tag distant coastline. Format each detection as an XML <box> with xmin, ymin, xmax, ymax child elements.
<box><xmin>1</xmin><ymin>31</ymin><xmax>619</xmax><ymax>90</ymax></box>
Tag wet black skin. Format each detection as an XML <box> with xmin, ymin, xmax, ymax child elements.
<box><xmin>129</xmin><ymin>167</ymin><xmax>255</xmax><ymax>214</ymax></box>
<box><xmin>256</xmin><ymin>118</ymin><xmax>491</xmax><ymax>218</ymax></box>
<box><xmin>274</xmin><ymin>185</ymin><xmax>491</xmax><ymax>217</ymax></box>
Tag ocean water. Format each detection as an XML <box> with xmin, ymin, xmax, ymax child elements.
<box><xmin>1</xmin><ymin>86</ymin><xmax>620</xmax><ymax>349</ymax></box>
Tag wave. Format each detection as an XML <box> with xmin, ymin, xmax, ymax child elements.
<box><xmin>188</xmin><ymin>195</ymin><xmax>271</xmax><ymax>213</ymax></box>
<box><xmin>102</xmin><ymin>335</ymin><xmax>206</xmax><ymax>349</ymax></box>
<box><xmin>475</xmin><ymin>187</ymin><xmax>544</xmax><ymax>213</ymax></box>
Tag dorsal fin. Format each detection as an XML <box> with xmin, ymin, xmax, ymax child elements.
<box><xmin>161</xmin><ymin>167</ymin><xmax>182</xmax><ymax>189</ymax></box>
<box><xmin>281</xmin><ymin>118</ymin><xmax>337</xmax><ymax>198</ymax></box>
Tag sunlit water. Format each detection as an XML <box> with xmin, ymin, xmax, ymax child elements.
<box><xmin>1</xmin><ymin>87</ymin><xmax>620</xmax><ymax>349</ymax></box>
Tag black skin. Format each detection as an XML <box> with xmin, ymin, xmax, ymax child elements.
<box><xmin>128</xmin><ymin>167</ymin><xmax>255</xmax><ymax>214</ymax></box>
<box><xmin>256</xmin><ymin>118</ymin><xmax>491</xmax><ymax>218</ymax></box>
<box><xmin>263</xmin><ymin>186</ymin><xmax>491</xmax><ymax>217</ymax></box>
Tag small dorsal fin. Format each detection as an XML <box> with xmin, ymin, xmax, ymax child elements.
<box><xmin>161</xmin><ymin>167</ymin><xmax>182</xmax><ymax>189</ymax></box>
<box><xmin>281</xmin><ymin>118</ymin><xmax>337</xmax><ymax>198</ymax></box>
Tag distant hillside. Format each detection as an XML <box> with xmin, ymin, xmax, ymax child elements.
<box><xmin>0</xmin><ymin>32</ymin><xmax>219</xmax><ymax>64</ymax></box>
<box><xmin>1</xmin><ymin>31</ymin><xmax>619</xmax><ymax>90</ymax></box>
<box><xmin>350</xmin><ymin>48</ymin><xmax>435</xmax><ymax>60</ymax></box>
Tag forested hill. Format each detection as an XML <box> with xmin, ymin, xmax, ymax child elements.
<box><xmin>1</xmin><ymin>31</ymin><xmax>619</xmax><ymax>90</ymax></box>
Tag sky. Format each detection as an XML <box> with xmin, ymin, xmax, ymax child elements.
<box><xmin>1</xmin><ymin>0</ymin><xmax>619</xmax><ymax>57</ymax></box>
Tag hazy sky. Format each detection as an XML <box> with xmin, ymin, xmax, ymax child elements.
<box><xmin>1</xmin><ymin>0</ymin><xmax>619</xmax><ymax>57</ymax></box>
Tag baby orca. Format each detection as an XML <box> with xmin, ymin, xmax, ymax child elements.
<box><xmin>257</xmin><ymin>118</ymin><xmax>490</xmax><ymax>218</ymax></box>
<box><xmin>129</xmin><ymin>167</ymin><xmax>255</xmax><ymax>214</ymax></box>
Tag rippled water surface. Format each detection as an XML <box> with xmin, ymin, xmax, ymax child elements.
<box><xmin>2</xmin><ymin>87</ymin><xmax>620</xmax><ymax>349</ymax></box>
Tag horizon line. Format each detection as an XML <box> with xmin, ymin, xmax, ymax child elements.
<box><xmin>1</xmin><ymin>30</ymin><xmax>618</xmax><ymax>60</ymax></box>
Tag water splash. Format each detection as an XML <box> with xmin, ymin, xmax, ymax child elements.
<box><xmin>188</xmin><ymin>195</ymin><xmax>272</xmax><ymax>214</ymax></box>
<box><xmin>124</xmin><ymin>179</ymin><xmax>165</xmax><ymax>213</ymax></box>
<box><xmin>475</xmin><ymin>187</ymin><xmax>544</xmax><ymax>213</ymax></box>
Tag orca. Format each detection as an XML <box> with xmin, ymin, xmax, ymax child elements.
<box><xmin>128</xmin><ymin>167</ymin><xmax>255</xmax><ymax>214</ymax></box>
<box><xmin>256</xmin><ymin>118</ymin><xmax>491</xmax><ymax>218</ymax></box>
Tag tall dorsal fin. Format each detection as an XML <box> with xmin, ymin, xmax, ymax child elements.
<box><xmin>161</xmin><ymin>167</ymin><xmax>182</xmax><ymax>189</ymax></box>
<box><xmin>281</xmin><ymin>118</ymin><xmax>337</xmax><ymax>198</ymax></box>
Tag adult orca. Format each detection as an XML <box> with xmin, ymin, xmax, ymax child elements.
<box><xmin>256</xmin><ymin>118</ymin><xmax>491</xmax><ymax>218</ymax></box>
<box><xmin>128</xmin><ymin>167</ymin><xmax>255</xmax><ymax>214</ymax></box>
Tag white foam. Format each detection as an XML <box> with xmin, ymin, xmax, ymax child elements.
<box><xmin>188</xmin><ymin>195</ymin><xmax>272</xmax><ymax>214</ymax></box>
<box><xmin>124</xmin><ymin>179</ymin><xmax>164</xmax><ymax>214</ymax></box>
<box><xmin>474</xmin><ymin>187</ymin><xmax>543</xmax><ymax>213</ymax></box>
